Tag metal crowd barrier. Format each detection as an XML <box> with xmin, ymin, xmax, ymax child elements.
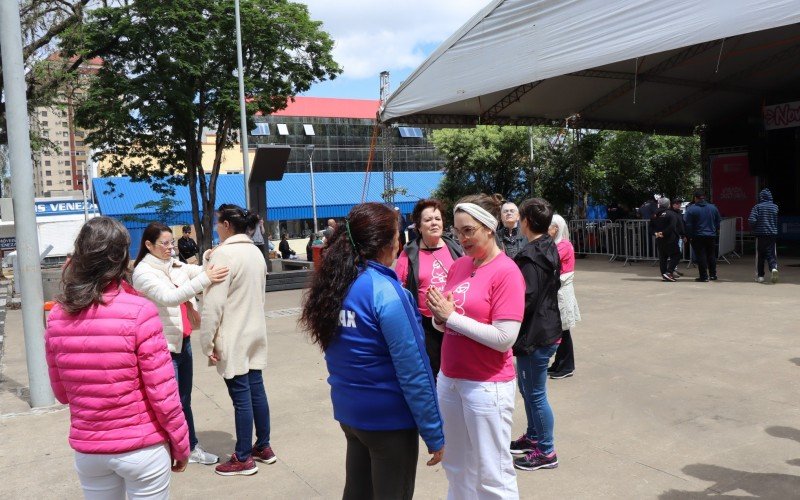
<box><xmin>568</xmin><ymin>219</ymin><xmax>620</xmax><ymax>261</ymax></box>
<box><xmin>568</xmin><ymin>217</ymin><xmax>743</xmax><ymax>266</ymax></box>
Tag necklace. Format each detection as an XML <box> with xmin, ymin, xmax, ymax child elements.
<box><xmin>422</xmin><ymin>240</ymin><xmax>450</xmax><ymax>277</ymax></box>
<box><xmin>470</xmin><ymin>248</ymin><xmax>500</xmax><ymax>277</ymax></box>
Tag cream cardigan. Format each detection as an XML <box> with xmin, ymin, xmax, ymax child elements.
<box><xmin>132</xmin><ymin>253</ymin><xmax>210</xmax><ymax>353</ymax></box>
<box><xmin>200</xmin><ymin>234</ymin><xmax>268</xmax><ymax>379</ymax></box>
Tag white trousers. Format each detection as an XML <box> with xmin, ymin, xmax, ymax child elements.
<box><xmin>74</xmin><ymin>443</ymin><xmax>171</xmax><ymax>500</ymax></box>
<box><xmin>437</xmin><ymin>373</ymin><xmax>518</xmax><ymax>500</ymax></box>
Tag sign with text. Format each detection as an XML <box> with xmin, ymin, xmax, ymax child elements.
<box><xmin>763</xmin><ymin>100</ymin><xmax>800</xmax><ymax>130</ymax></box>
<box><xmin>0</xmin><ymin>237</ymin><xmax>15</xmax><ymax>250</ymax></box>
<box><xmin>35</xmin><ymin>200</ymin><xmax>97</xmax><ymax>216</ymax></box>
<box><xmin>710</xmin><ymin>154</ymin><xmax>757</xmax><ymax>230</ymax></box>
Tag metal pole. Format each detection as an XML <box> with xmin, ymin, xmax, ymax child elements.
<box><xmin>81</xmin><ymin>161</ymin><xmax>88</xmax><ymax>221</ymax></box>
<box><xmin>234</xmin><ymin>0</ymin><xmax>251</xmax><ymax>208</ymax></box>
<box><xmin>309</xmin><ymin>155</ymin><xmax>318</xmax><ymax>234</ymax></box>
<box><xmin>0</xmin><ymin>0</ymin><xmax>54</xmax><ymax>407</ymax></box>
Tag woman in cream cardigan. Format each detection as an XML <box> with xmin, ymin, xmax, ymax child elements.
<box><xmin>200</xmin><ymin>204</ymin><xmax>272</xmax><ymax>477</ymax></box>
<box><xmin>547</xmin><ymin>214</ymin><xmax>581</xmax><ymax>379</ymax></box>
<box><xmin>132</xmin><ymin>221</ymin><xmax>229</xmax><ymax>466</ymax></box>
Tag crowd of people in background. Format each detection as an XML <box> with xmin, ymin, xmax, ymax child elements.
<box><xmin>43</xmin><ymin>181</ymin><xmax>780</xmax><ymax>498</ymax></box>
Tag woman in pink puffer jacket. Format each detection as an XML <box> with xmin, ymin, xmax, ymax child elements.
<box><xmin>46</xmin><ymin>217</ymin><xmax>189</xmax><ymax>499</ymax></box>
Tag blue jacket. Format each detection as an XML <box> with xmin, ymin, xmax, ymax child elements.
<box><xmin>325</xmin><ymin>261</ymin><xmax>444</xmax><ymax>451</ymax></box>
<box><xmin>748</xmin><ymin>189</ymin><xmax>779</xmax><ymax>236</ymax></box>
<box><xmin>684</xmin><ymin>200</ymin><xmax>721</xmax><ymax>237</ymax></box>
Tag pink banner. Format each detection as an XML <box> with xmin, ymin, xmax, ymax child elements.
<box><xmin>710</xmin><ymin>154</ymin><xmax>757</xmax><ymax>230</ymax></box>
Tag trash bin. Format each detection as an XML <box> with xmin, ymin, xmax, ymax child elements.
<box><xmin>312</xmin><ymin>245</ymin><xmax>323</xmax><ymax>269</ymax></box>
<box><xmin>41</xmin><ymin>267</ymin><xmax>63</xmax><ymax>302</ymax></box>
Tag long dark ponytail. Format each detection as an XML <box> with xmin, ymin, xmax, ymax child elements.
<box><xmin>299</xmin><ymin>203</ymin><xmax>398</xmax><ymax>350</ymax></box>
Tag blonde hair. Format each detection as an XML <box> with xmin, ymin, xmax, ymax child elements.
<box><xmin>550</xmin><ymin>214</ymin><xmax>569</xmax><ymax>244</ymax></box>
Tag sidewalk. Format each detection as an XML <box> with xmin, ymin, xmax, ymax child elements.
<box><xmin>1</xmin><ymin>256</ymin><xmax>799</xmax><ymax>498</ymax></box>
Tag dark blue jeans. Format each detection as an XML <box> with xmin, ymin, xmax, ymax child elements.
<box><xmin>516</xmin><ymin>343</ymin><xmax>558</xmax><ymax>454</ymax></box>
<box><xmin>171</xmin><ymin>336</ymin><xmax>197</xmax><ymax>450</ymax></box>
<box><xmin>224</xmin><ymin>370</ymin><xmax>271</xmax><ymax>461</ymax></box>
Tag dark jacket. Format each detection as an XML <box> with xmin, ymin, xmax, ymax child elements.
<box><xmin>671</xmin><ymin>208</ymin><xmax>686</xmax><ymax>237</ymax></box>
<box><xmin>651</xmin><ymin>208</ymin><xmax>679</xmax><ymax>245</ymax></box>
<box><xmin>177</xmin><ymin>236</ymin><xmax>198</xmax><ymax>263</ymax></box>
<box><xmin>512</xmin><ymin>235</ymin><xmax>562</xmax><ymax>356</ymax></box>
<box><xmin>279</xmin><ymin>239</ymin><xmax>295</xmax><ymax>257</ymax></box>
<box><xmin>684</xmin><ymin>200</ymin><xmax>721</xmax><ymax>238</ymax></box>
<box><xmin>500</xmin><ymin>225</ymin><xmax>528</xmax><ymax>259</ymax></box>
<box><xmin>748</xmin><ymin>188</ymin><xmax>779</xmax><ymax>236</ymax></box>
<box><xmin>402</xmin><ymin>236</ymin><xmax>463</xmax><ymax>306</ymax></box>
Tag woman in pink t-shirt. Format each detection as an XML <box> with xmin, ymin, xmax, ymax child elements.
<box><xmin>426</xmin><ymin>193</ymin><xmax>525</xmax><ymax>499</ymax></box>
<box><xmin>395</xmin><ymin>199</ymin><xmax>463</xmax><ymax>377</ymax></box>
<box><xmin>547</xmin><ymin>214</ymin><xmax>581</xmax><ymax>379</ymax></box>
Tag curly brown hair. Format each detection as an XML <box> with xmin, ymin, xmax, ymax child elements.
<box><xmin>300</xmin><ymin>203</ymin><xmax>398</xmax><ymax>351</ymax></box>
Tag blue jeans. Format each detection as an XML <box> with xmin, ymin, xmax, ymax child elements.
<box><xmin>516</xmin><ymin>343</ymin><xmax>558</xmax><ymax>454</ymax></box>
<box><xmin>171</xmin><ymin>337</ymin><xmax>197</xmax><ymax>450</ymax></box>
<box><xmin>224</xmin><ymin>370</ymin><xmax>271</xmax><ymax>461</ymax></box>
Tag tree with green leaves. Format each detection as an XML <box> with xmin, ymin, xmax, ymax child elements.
<box><xmin>431</xmin><ymin>125</ymin><xmax>700</xmax><ymax>217</ymax></box>
<box><xmin>0</xmin><ymin>0</ymin><xmax>101</xmax><ymax>144</ymax></box>
<box><xmin>63</xmin><ymin>0</ymin><xmax>340</xmax><ymax>251</ymax></box>
<box><xmin>430</xmin><ymin>126</ymin><xmax>531</xmax><ymax>210</ymax></box>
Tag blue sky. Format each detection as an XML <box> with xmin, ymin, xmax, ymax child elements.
<box><xmin>298</xmin><ymin>0</ymin><xmax>489</xmax><ymax>100</ymax></box>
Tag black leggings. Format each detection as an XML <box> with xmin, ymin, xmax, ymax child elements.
<box><xmin>421</xmin><ymin>316</ymin><xmax>443</xmax><ymax>380</ymax></box>
<box><xmin>340</xmin><ymin>423</ymin><xmax>419</xmax><ymax>500</ymax></box>
<box><xmin>550</xmin><ymin>330</ymin><xmax>574</xmax><ymax>373</ymax></box>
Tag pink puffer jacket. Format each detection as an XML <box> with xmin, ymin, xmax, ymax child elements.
<box><xmin>45</xmin><ymin>281</ymin><xmax>190</xmax><ymax>460</ymax></box>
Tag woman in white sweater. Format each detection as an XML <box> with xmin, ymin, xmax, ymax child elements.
<box><xmin>132</xmin><ymin>221</ymin><xmax>229</xmax><ymax>466</ymax></box>
<box><xmin>200</xmin><ymin>204</ymin><xmax>272</xmax><ymax>477</ymax></box>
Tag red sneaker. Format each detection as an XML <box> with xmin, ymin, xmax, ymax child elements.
<box><xmin>252</xmin><ymin>445</ymin><xmax>277</xmax><ymax>464</ymax></box>
<box><xmin>214</xmin><ymin>454</ymin><xmax>258</xmax><ymax>476</ymax></box>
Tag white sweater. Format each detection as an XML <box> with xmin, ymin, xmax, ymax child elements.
<box><xmin>132</xmin><ymin>253</ymin><xmax>210</xmax><ymax>353</ymax></box>
<box><xmin>200</xmin><ymin>234</ymin><xmax>268</xmax><ymax>379</ymax></box>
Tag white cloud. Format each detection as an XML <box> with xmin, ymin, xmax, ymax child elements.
<box><xmin>300</xmin><ymin>0</ymin><xmax>491</xmax><ymax>80</ymax></box>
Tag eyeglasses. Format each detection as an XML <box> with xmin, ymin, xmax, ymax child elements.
<box><xmin>452</xmin><ymin>225</ymin><xmax>480</xmax><ymax>239</ymax></box>
<box><xmin>157</xmin><ymin>239</ymin><xmax>175</xmax><ymax>248</ymax></box>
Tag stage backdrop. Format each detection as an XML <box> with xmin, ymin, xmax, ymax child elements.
<box><xmin>710</xmin><ymin>153</ymin><xmax>758</xmax><ymax>231</ymax></box>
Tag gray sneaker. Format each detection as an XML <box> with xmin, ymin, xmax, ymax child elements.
<box><xmin>189</xmin><ymin>445</ymin><xmax>219</xmax><ymax>465</ymax></box>
<box><xmin>771</xmin><ymin>268</ymin><xmax>779</xmax><ymax>283</ymax></box>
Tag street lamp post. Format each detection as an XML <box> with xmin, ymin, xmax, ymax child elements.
<box><xmin>305</xmin><ymin>145</ymin><xmax>318</xmax><ymax>234</ymax></box>
<box><xmin>234</xmin><ymin>0</ymin><xmax>251</xmax><ymax>208</ymax></box>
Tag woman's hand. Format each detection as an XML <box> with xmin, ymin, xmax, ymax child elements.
<box><xmin>426</xmin><ymin>287</ymin><xmax>455</xmax><ymax>324</ymax></box>
<box><xmin>172</xmin><ymin>457</ymin><xmax>188</xmax><ymax>472</ymax></box>
<box><xmin>208</xmin><ymin>352</ymin><xmax>219</xmax><ymax>365</ymax></box>
<box><xmin>205</xmin><ymin>264</ymin><xmax>229</xmax><ymax>283</ymax></box>
<box><xmin>427</xmin><ymin>447</ymin><xmax>444</xmax><ymax>466</ymax></box>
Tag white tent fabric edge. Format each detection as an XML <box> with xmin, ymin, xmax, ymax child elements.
<box><xmin>380</xmin><ymin>0</ymin><xmax>800</xmax><ymax>123</ymax></box>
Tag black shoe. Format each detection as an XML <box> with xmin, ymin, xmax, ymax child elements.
<box><xmin>709</xmin><ymin>276</ymin><xmax>718</xmax><ymax>281</ymax></box>
<box><xmin>547</xmin><ymin>365</ymin><xmax>557</xmax><ymax>373</ymax></box>
<box><xmin>672</xmin><ymin>270</ymin><xmax>684</xmax><ymax>277</ymax></box>
<box><xmin>694</xmin><ymin>277</ymin><xmax>709</xmax><ymax>282</ymax></box>
<box><xmin>550</xmin><ymin>370</ymin><xmax>574</xmax><ymax>379</ymax></box>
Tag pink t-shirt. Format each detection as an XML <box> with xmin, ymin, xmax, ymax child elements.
<box><xmin>395</xmin><ymin>247</ymin><xmax>455</xmax><ymax>317</ymax></box>
<box><xmin>557</xmin><ymin>240</ymin><xmax>575</xmax><ymax>274</ymax></box>
<box><xmin>440</xmin><ymin>254</ymin><xmax>525</xmax><ymax>382</ymax></box>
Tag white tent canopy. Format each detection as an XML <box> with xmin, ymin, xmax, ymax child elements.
<box><xmin>380</xmin><ymin>0</ymin><xmax>800</xmax><ymax>134</ymax></box>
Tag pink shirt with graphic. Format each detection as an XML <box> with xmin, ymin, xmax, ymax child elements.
<box><xmin>395</xmin><ymin>247</ymin><xmax>455</xmax><ymax>317</ymax></box>
<box><xmin>556</xmin><ymin>240</ymin><xmax>575</xmax><ymax>274</ymax></box>
<box><xmin>440</xmin><ymin>254</ymin><xmax>525</xmax><ymax>382</ymax></box>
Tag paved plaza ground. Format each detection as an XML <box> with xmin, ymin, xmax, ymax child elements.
<box><xmin>1</xmin><ymin>255</ymin><xmax>798</xmax><ymax>499</ymax></box>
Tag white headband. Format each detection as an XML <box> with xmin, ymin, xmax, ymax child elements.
<box><xmin>454</xmin><ymin>203</ymin><xmax>498</xmax><ymax>231</ymax></box>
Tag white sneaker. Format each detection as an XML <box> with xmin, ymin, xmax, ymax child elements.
<box><xmin>756</xmin><ymin>276</ymin><xmax>765</xmax><ymax>283</ymax></box>
<box><xmin>189</xmin><ymin>445</ymin><xmax>219</xmax><ymax>465</ymax></box>
<box><xmin>771</xmin><ymin>268</ymin><xmax>778</xmax><ymax>283</ymax></box>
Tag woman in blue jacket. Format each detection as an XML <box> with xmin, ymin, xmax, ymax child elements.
<box><xmin>300</xmin><ymin>202</ymin><xmax>444</xmax><ymax>500</ymax></box>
